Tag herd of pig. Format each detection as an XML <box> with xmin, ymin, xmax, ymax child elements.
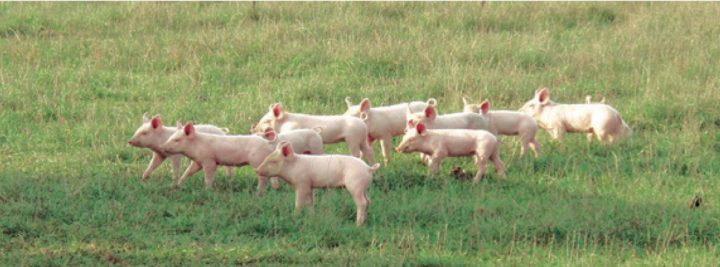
<box><xmin>127</xmin><ymin>88</ymin><xmax>633</xmax><ymax>226</ymax></box>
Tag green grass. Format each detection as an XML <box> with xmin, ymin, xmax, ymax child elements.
<box><xmin>1</xmin><ymin>2</ymin><xmax>720</xmax><ymax>265</ymax></box>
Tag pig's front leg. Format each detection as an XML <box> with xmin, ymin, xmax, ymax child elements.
<box><xmin>256</xmin><ymin>176</ymin><xmax>268</xmax><ymax>196</ymax></box>
<box><xmin>550</xmin><ymin>128</ymin><xmax>566</xmax><ymax>143</ymax></box>
<box><xmin>270</xmin><ymin>177</ymin><xmax>280</xmax><ymax>190</ymax></box>
<box><xmin>178</xmin><ymin>161</ymin><xmax>202</xmax><ymax>186</ymax></box>
<box><xmin>427</xmin><ymin>153</ymin><xmax>446</xmax><ymax>177</ymax></box>
<box><xmin>142</xmin><ymin>152</ymin><xmax>167</xmax><ymax>181</ymax></box>
<box><xmin>294</xmin><ymin>186</ymin><xmax>313</xmax><ymax>212</ymax></box>
<box><xmin>201</xmin><ymin>162</ymin><xmax>218</xmax><ymax>189</ymax></box>
<box><xmin>169</xmin><ymin>155</ymin><xmax>182</xmax><ymax>181</ymax></box>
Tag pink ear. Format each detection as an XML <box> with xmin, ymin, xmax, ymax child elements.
<box><xmin>151</xmin><ymin>115</ymin><xmax>162</xmax><ymax>129</ymax></box>
<box><xmin>407</xmin><ymin>120</ymin><xmax>415</xmax><ymax>128</ymax></box>
<box><xmin>184</xmin><ymin>122</ymin><xmax>195</xmax><ymax>136</ymax></box>
<box><xmin>424</xmin><ymin>106</ymin><xmax>437</xmax><ymax>120</ymax></box>
<box><xmin>273</xmin><ymin>103</ymin><xmax>284</xmax><ymax>118</ymax></box>
<box><xmin>360</xmin><ymin>98</ymin><xmax>371</xmax><ymax>113</ymax></box>
<box><xmin>480</xmin><ymin>100</ymin><xmax>490</xmax><ymax>114</ymax></box>
<box><xmin>462</xmin><ymin>97</ymin><xmax>469</xmax><ymax>106</ymax></box>
<box><xmin>176</xmin><ymin>119</ymin><xmax>182</xmax><ymax>129</ymax></box>
<box><xmin>538</xmin><ymin>88</ymin><xmax>550</xmax><ymax>104</ymax></box>
<box><xmin>265</xmin><ymin>129</ymin><xmax>276</xmax><ymax>141</ymax></box>
<box><xmin>142</xmin><ymin>112</ymin><xmax>150</xmax><ymax>123</ymax></box>
<box><xmin>416</xmin><ymin>122</ymin><xmax>427</xmax><ymax>135</ymax></box>
<box><xmin>281</xmin><ymin>143</ymin><xmax>294</xmax><ymax>157</ymax></box>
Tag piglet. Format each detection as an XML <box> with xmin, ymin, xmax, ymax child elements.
<box><xmin>254</xmin><ymin>103</ymin><xmax>377</xmax><ymax>165</ymax></box>
<box><xmin>344</xmin><ymin>97</ymin><xmax>437</xmax><ymax>165</ymax></box>
<box><xmin>255</xmin><ymin>142</ymin><xmax>380</xmax><ymax>226</ymax></box>
<box><xmin>258</xmin><ymin>127</ymin><xmax>324</xmax><ymax>155</ymax></box>
<box><xmin>127</xmin><ymin>113</ymin><xmax>232</xmax><ymax>181</ymax></box>
<box><xmin>519</xmin><ymin>88</ymin><xmax>632</xmax><ymax>144</ymax></box>
<box><xmin>463</xmin><ymin>98</ymin><xmax>541</xmax><ymax>157</ymax></box>
<box><xmin>406</xmin><ymin>104</ymin><xmax>488</xmax><ymax>132</ymax></box>
<box><xmin>395</xmin><ymin>121</ymin><xmax>505</xmax><ymax>183</ymax></box>
<box><xmin>159</xmin><ymin>122</ymin><xmax>279</xmax><ymax>195</ymax></box>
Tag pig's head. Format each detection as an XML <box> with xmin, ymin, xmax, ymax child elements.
<box><xmin>128</xmin><ymin>113</ymin><xmax>166</xmax><ymax>148</ymax></box>
<box><xmin>406</xmin><ymin>104</ymin><xmax>437</xmax><ymax>132</ymax></box>
<box><xmin>344</xmin><ymin>97</ymin><xmax>372</xmax><ymax>118</ymax></box>
<box><xmin>395</xmin><ymin>121</ymin><xmax>428</xmax><ymax>153</ymax></box>
<box><xmin>254</xmin><ymin>103</ymin><xmax>286</xmax><ymax>133</ymax></box>
<box><xmin>519</xmin><ymin>88</ymin><xmax>553</xmax><ymax>119</ymax></box>
<box><xmin>462</xmin><ymin>97</ymin><xmax>490</xmax><ymax>115</ymax></box>
<box><xmin>160</xmin><ymin>122</ymin><xmax>196</xmax><ymax>154</ymax></box>
<box><xmin>255</xmin><ymin>141</ymin><xmax>294</xmax><ymax>177</ymax></box>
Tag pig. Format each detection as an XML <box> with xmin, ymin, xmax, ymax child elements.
<box><xmin>585</xmin><ymin>95</ymin><xmax>607</xmax><ymax>104</ymax></box>
<box><xmin>257</xmin><ymin>127</ymin><xmax>324</xmax><ymax>155</ymax></box>
<box><xmin>127</xmin><ymin>113</ymin><xmax>233</xmax><ymax>181</ymax></box>
<box><xmin>344</xmin><ymin>97</ymin><xmax>437</xmax><ymax>165</ymax></box>
<box><xmin>159</xmin><ymin>122</ymin><xmax>280</xmax><ymax>195</ymax></box>
<box><xmin>406</xmin><ymin>104</ymin><xmax>488</xmax><ymax>132</ymax></box>
<box><xmin>254</xmin><ymin>141</ymin><xmax>381</xmax><ymax>226</ymax></box>
<box><xmin>519</xmin><ymin>88</ymin><xmax>632</xmax><ymax>144</ymax></box>
<box><xmin>254</xmin><ymin>103</ymin><xmax>377</xmax><ymax>165</ymax></box>
<box><xmin>395</xmin><ymin>121</ymin><xmax>505</xmax><ymax>183</ymax></box>
<box><xmin>462</xmin><ymin>97</ymin><xmax>541</xmax><ymax>157</ymax></box>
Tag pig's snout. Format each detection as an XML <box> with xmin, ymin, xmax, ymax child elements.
<box><xmin>395</xmin><ymin>147</ymin><xmax>403</xmax><ymax>153</ymax></box>
<box><xmin>254</xmin><ymin>169</ymin><xmax>262</xmax><ymax>176</ymax></box>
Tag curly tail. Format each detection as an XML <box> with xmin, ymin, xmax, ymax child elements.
<box><xmin>426</xmin><ymin>98</ymin><xmax>438</xmax><ymax>107</ymax></box>
<box><xmin>368</xmin><ymin>163</ymin><xmax>381</xmax><ymax>172</ymax></box>
<box><xmin>312</xmin><ymin>126</ymin><xmax>324</xmax><ymax>134</ymax></box>
<box><xmin>220</xmin><ymin>127</ymin><xmax>230</xmax><ymax>134</ymax></box>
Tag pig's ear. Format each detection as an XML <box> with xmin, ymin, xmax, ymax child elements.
<box><xmin>151</xmin><ymin>115</ymin><xmax>163</xmax><ymax>129</ymax></box>
<box><xmin>177</xmin><ymin>119</ymin><xmax>183</xmax><ymax>129</ymax></box>
<box><xmin>280</xmin><ymin>142</ymin><xmax>295</xmax><ymax>159</ymax></box>
<box><xmin>462</xmin><ymin>97</ymin><xmax>469</xmax><ymax>106</ymax></box>
<box><xmin>424</xmin><ymin>106</ymin><xmax>437</xmax><ymax>121</ymax></box>
<box><xmin>272</xmin><ymin>103</ymin><xmax>285</xmax><ymax>118</ymax></box>
<box><xmin>142</xmin><ymin>112</ymin><xmax>150</xmax><ymax>123</ymax></box>
<box><xmin>416</xmin><ymin>122</ymin><xmax>428</xmax><ymax>136</ymax></box>
<box><xmin>406</xmin><ymin>119</ymin><xmax>415</xmax><ymax>130</ymax></box>
<box><xmin>406</xmin><ymin>104</ymin><xmax>413</xmax><ymax>115</ymax></box>
<box><xmin>345</xmin><ymin>97</ymin><xmax>353</xmax><ymax>108</ymax></box>
<box><xmin>250</xmin><ymin>124</ymin><xmax>257</xmax><ymax>134</ymax></box>
<box><xmin>360</xmin><ymin>98</ymin><xmax>371</xmax><ymax>113</ymax></box>
<box><xmin>600</xmin><ymin>97</ymin><xmax>607</xmax><ymax>104</ymax></box>
<box><xmin>264</xmin><ymin>127</ymin><xmax>276</xmax><ymax>142</ymax></box>
<box><xmin>480</xmin><ymin>100</ymin><xmax>490</xmax><ymax>115</ymax></box>
<box><xmin>184</xmin><ymin>122</ymin><xmax>195</xmax><ymax>137</ymax></box>
<box><xmin>538</xmin><ymin>88</ymin><xmax>550</xmax><ymax>105</ymax></box>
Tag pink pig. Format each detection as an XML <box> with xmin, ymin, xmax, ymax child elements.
<box><xmin>254</xmin><ymin>103</ymin><xmax>377</xmax><ymax>165</ymax></box>
<box><xmin>255</xmin><ymin>141</ymin><xmax>381</xmax><ymax>226</ymax></box>
<box><xmin>258</xmin><ymin>127</ymin><xmax>324</xmax><ymax>155</ymax></box>
<box><xmin>159</xmin><ymin>122</ymin><xmax>280</xmax><ymax>195</ymax></box>
<box><xmin>127</xmin><ymin>113</ymin><xmax>232</xmax><ymax>181</ymax></box>
<box><xmin>395</xmin><ymin>121</ymin><xmax>505</xmax><ymax>183</ymax></box>
<box><xmin>406</xmin><ymin>104</ymin><xmax>488</xmax><ymax>132</ymax></box>
<box><xmin>519</xmin><ymin>88</ymin><xmax>632</xmax><ymax>144</ymax></box>
<box><xmin>463</xmin><ymin>97</ymin><xmax>541</xmax><ymax>157</ymax></box>
<box><xmin>344</xmin><ymin>97</ymin><xmax>437</xmax><ymax>165</ymax></box>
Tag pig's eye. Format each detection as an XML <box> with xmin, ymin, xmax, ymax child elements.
<box><xmin>174</xmin><ymin>139</ymin><xmax>180</xmax><ymax>142</ymax></box>
<box><xmin>142</xmin><ymin>132</ymin><xmax>148</xmax><ymax>135</ymax></box>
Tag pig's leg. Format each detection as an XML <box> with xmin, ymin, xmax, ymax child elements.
<box><xmin>225</xmin><ymin>166</ymin><xmax>233</xmax><ymax>179</ymax></box>
<box><xmin>358</xmin><ymin>137</ymin><xmax>377</xmax><ymax>165</ymax></box>
<box><xmin>379</xmin><ymin>136</ymin><xmax>393</xmax><ymax>166</ymax></box>
<box><xmin>202</xmin><ymin>163</ymin><xmax>218</xmax><ymax>189</ymax></box>
<box><xmin>270</xmin><ymin>177</ymin><xmax>280</xmax><ymax>190</ymax></box>
<box><xmin>142</xmin><ymin>152</ymin><xmax>167</xmax><ymax>181</ymax></box>
<box><xmin>490</xmin><ymin>152</ymin><xmax>505</xmax><ymax>179</ymax></box>
<box><xmin>170</xmin><ymin>155</ymin><xmax>182</xmax><ymax>181</ymax></box>
<box><xmin>551</xmin><ymin>128</ymin><xmax>566</xmax><ymax>143</ymax></box>
<box><xmin>587</xmin><ymin>133</ymin><xmax>594</xmax><ymax>143</ymax></box>
<box><xmin>294</xmin><ymin>186</ymin><xmax>312</xmax><ymax>212</ymax></box>
<box><xmin>257</xmin><ymin>176</ymin><xmax>268</xmax><ymax>196</ymax></box>
<box><xmin>350</xmin><ymin>190</ymin><xmax>369</xmax><ymax>226</ymax></box>
<box><xmin>529</xmin><ymin>139</ymin><xmax>541</xmax><ymax>158</ymax></box>
<box><xmin>473</xmin><ymin>155</ymin><xmax>488</xmax><ymax>184</ymax></box>
<box><xmin>428</xmin><ymin>154</ymin><xmax>446</xmax><ymax>177</ymax></box>
<box><xmin>178</xmin><ymin>161</ymin><xmax>202</xmax><ymax>185</ymax></box>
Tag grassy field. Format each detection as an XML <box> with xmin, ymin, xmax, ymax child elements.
<box><xmin>2</xmin><ymin>2</ymin><xmax>720</xmax><ymax>265</ymax></box>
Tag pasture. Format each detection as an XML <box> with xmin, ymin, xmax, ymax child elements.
<box><xmin>1</xmin><ymin>2</ymin><xmax>719</xmax><ymax>265</ymax></box>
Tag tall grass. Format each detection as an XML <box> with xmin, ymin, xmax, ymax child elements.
<box><xmin>1</xmin><ymin>2</ymin><xmax>719</xmax><ymax>265</ymax></box>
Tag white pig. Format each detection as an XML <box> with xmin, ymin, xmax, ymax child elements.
<box><xmin>254</xmin><ymin>103</ymin><xmax>377</xmax><ymax>165</ymax></box>
<box><xmin>258</xmin><ymin>127</ymin><xmax>324</xmax><ymax>155</ymax></box>
<box><xmin>395</xmin><ymin>121</ymin><xmax>505</xmax><ymax>183</ymax></box>
<box><xmin>344</xmin><ymin>97</ymin><xmax>437</xmax><ymax>165</ymax></box>
<box><xmin>406</xmin><ymin>104</ymin><xmax>488</xmax><ymax>132</ymax></box>
<box><xmin>462</xmin><ymin>97</ymin><xmax>541</xmax><ymax>157</ymax></box>
<box><xmin>159</xmin><ymin>122</ymin><xmax>280</xmax><ymax>195</ymax></box>
<box><xmin>519</xmin><ymin>88</ymin><xmax>632</xmax><ymax>144</ymax></box>
<box><xmin>127</xmin><ymin>113</ymin><xmax>233</xmax><ymax>181</ymax></box>
<box><xmin>254</xmin><ymin>141</ymin><xmax>380</xmax><ymax>226</ymax></box>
